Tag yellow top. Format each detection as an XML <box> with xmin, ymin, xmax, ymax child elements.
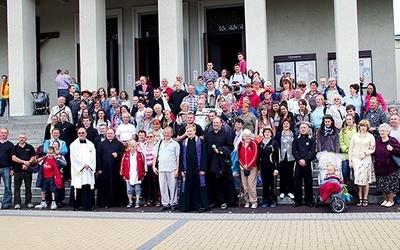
<box><xmin>1</xmin><ymin>81</ymin><xmax>9</xmax><ymax>99</ymax></box>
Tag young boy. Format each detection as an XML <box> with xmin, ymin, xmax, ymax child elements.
<box><xmin>36</xmin><ymin>147</ymin><xmax>60</xmax><ymax>210</ymax></box>
<box><xmin>346</xmin><ymin>104</ymin><xmax>360</xmax><ymax>125</ymax></box>
<box><xmin>195</xmin><ymin>76</ymin><xmax>206</xmax><ymax>95</ymax></box>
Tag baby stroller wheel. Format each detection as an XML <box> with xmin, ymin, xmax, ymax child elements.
<box><xmin>331</xmin><ymin>198</ymin><xmax>346</xmax><ymax>213</ymax></box>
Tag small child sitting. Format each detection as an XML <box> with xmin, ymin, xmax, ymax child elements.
<box><xmin>319</xmin><ymin>164</ymin><xmax>343</xmax><ymax>202</ymax></box>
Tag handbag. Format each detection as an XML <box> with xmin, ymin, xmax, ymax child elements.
<box><xmin>392</xmin><ymin>155</ymin><xmax>400</xmax><ymax>169</ymax></box>
<box><xmin>345</xmin><ymin>169</ymin><xmax>358</xmax><ymax>196</ymax></box>
<box><xmin>257</xmin><ymin>173</ymin><xmax>263</xmax><ymax>186</ymax></box>
<box><xmin>154</xmin><ymin>140</ymin><xmax>163</xmax><ymax>169</ymax></box>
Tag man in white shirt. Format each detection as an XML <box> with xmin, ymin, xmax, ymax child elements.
<box><xmin>116</xmin><ymin>113</ymin><xmax>137</xmax><ymax>148</ymax></box>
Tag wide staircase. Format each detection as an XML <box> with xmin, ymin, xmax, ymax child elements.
<box><xmin>0</xmin><ymin>114</ymin><xmax>71</xmax><ymax>205</ymax></box>
<box><xmin>0</xmin><ymin>112</ymin><xmax>388</xmax><ymax>207</ymax></box>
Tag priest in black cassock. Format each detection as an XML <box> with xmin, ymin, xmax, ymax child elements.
<box><xmin>96</xmin><ymin>128</ymin><xmax>126</xmax><ymax>208</ymax></box>
<box><xmin>55</xmin><ymin>111</ymin><xmax>77</xmax><ymax>181</ymax></box>
<box><xmin>204</xmin><ymin>117</ymin><xmax>236</xmax><ymax>210</ymax></box>
<box><xmin>178</xmin><ymin>124</ymin><xmax>209</xmax><ymax>212</ymax></box>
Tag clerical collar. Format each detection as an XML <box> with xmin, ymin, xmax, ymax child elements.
<box><xmin>79</xmin><ymin>139</ymin><xmax>87</xmax><ymax>143</ymax></box>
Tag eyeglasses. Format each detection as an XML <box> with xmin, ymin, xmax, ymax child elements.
<box><xmin>334</xmin><ymin>98</ymin><xmax>340</xmax><ymax>101</ymax></box>
<box><xmin>146</xmin><ymin>136</ymin><xmax>153</xmax><ymax>138</ymax></box>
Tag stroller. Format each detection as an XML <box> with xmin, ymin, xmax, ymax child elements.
<box><xmin>31</xmin><ymin>91</ymin><xmax>50</xmax><ymax>115</ymax></box>
<box><xmin>314</xmin><ymin>151</ymin><xmax>348</xmax><ymax>213</ymax></box>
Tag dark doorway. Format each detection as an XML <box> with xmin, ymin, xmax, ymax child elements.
<box><xmin>106</xmin><ymin>17</ymin><xmax>119</xmax><ymax>92</ymax></box>
<box><xmin>204</xmin><ymin>7</ymin><xmax>245</xmax><ymax>74</ymax></box>
<box><xmin>204</xmin><ymin>32</ymin><xmax>244</xmax><ymax>74</ymax></box>
<box><xmin>135</xmin><ymin>38</ymin><xmax>159</xmax><ymax>88</ymax></box>
<box><xmin>135</xmin><ymin>14</ymin><xmax>160</xmax><ymax>88</ymax></box>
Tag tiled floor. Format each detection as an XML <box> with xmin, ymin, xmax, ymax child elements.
<box><xmin>1</xmin><ymin>210</ymin><xmax>400</xmax><ymax>249</ymax></box>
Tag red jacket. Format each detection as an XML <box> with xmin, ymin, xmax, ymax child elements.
<box><xmin>239</xmin><ymin>90</ymin><xmax>261</xmax><ymax>109</ymax></box>
<box><xmin>120</xmin><ymin>151</ymin><xmax>146</xmax><ymax>181</ymax></box>
<box><xmin>238</xmin><ymin>141</ymin><xmax>258</xmax><ymax>170</ymax></box>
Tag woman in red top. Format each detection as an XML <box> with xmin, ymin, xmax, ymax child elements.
<box><xmin>120</xmin><ymin>140</ymin><xmax>147</xmax><ymax>208</ymax></box>
<box><xmin>238</xmin><ymin>129</ymin><xmax>259</xmax><ymax>209</ymax></box>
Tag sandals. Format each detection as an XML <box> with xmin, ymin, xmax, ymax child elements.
<box><xmin>357</xmin><ymin>199</ymin><xmax>363</xmax><ymax>207</ymax></box>
<box><xmin>362</xmin><ymin>199</ymin><xmax>369</xmax><ymax>207</ymax></box>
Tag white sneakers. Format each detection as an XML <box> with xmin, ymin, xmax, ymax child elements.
<box><xmin>35</xmin><ymin>201</ymin><xmax>47</xmax><ymax>209</ymax></box>
<box><xmin>287</xmin><ymin>193</ymin><xmax>295</xmax><ymax>199</ymax></box>
<box><xmin>385</xmin><ymin>201</ymin><xmax>394</xmax><ymax>208</ymax></box>
<box><xmin>244</xmin><ymin>203</ymin><xmax>250</xmax><ymax>208</ymax></box>
<box><xmin>34</xmin><ymin>201</ymin><xmax>57</xmax><ymax>210</ymax></box>
<box><xmin>381</xmin><ymin>200</ymin><xmax>395</xmax><ymax>207</ymax></box>
<box><xmin>50</xmin><ymin>201</ymin><xmax>57</xmax><ymax>210</ymax></box>
<box><xmin>279</xmin><ymin>193</ymin><xmax>285</xmax><ymax>199</ymax></box>
<box><xmin>251</xmin><ymin>203</ymin><xmax>258</xmax><ymax>209</ymax></box>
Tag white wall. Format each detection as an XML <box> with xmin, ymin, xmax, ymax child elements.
<box><xmin>0</xmin><ymin>7</ymin><xmax>8</xmax><ymax>76</ymax></box>
<box><xmin>37</xmin><ymin>0</ymin><xmax>79</xmax><ymax>106</ymax></box>
<box><xmin>395</xmin><ymin>36</ymin><xmax>400</xmax><ymax>100</ymax></box>
<box><xmin>358</xmin><ymin>0</ymin><xmax>396</xmax><ymax>99</ymax></box>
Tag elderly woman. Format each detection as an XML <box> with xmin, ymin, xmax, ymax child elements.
<box><xmin>120</xmin><ymin>140</ymin><xmax>146</xmax><ymax>208</ymax></box>
<box><xmin>329</xmin><ymin>94</ymin><xmax>346</xmax><ymax>129</ymax></box>
<box><xmin>375</xmin><ymin>123</ymin><xmax>400</xmax><ymax>207</ymax></box>
<box><xmin>238</xmin><ymin>129</ymin><xmax>259</xmax><ymax>208</ymax></box>
<box><xmin>349</xmin><ymin>119</ymin><xmax>376</xmax><ymax>207</ymax></box>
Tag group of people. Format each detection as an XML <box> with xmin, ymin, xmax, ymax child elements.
<box><xmin>0</xmin><ymin>55</ymin><xmax>399</xmax><ymax>212</ymax></box>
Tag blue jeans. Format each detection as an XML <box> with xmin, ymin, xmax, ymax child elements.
<box><xmin>0</xmin><ymin>98</ymin><xmax>8</xmax><ymax>117</ymax></box>
<box><xmin>0</xmin><ymin>167</ymin><xmax>12</xmax><ymax>206</ymax></box>
<box><xmin>342</xmin><ymin>160</ymin><xmax>350</xmax><ymax>182</ymax></box>
<box><xmin>58</xmin><ymin>89</ymin><xmax>68</xmax><ymax>98</ymax></box>
<box><xmin>126</xmin><ymin>181</ymin><xmax>141</xmax><ymax>197</ymax></box>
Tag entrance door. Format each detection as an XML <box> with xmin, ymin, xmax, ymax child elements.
<box><xmin>135</xmin><ymin>13</ymin><xmax>160</xmax><ymax>88</ymax></box>
<box><xmin>106</xmin><ymin>17</ymin><xmax>119</xmax><ymax>92</ymax></box>
<box><xmin>135</xmin><ymin>38</ymin><xmax>160</xmax><ymax>88</ymax></box>
<box><xmin>204</xmin><ymin>6</ymin><xmax>245</xmax><ymax>74</ymax></box>
<box><xmin>204</xmin><ymin>32</ymin><xmax>245</xmax><ymax>74</ymax></box>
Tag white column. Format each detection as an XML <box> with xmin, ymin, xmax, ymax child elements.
<box><xmin>79</xmin><ymin>0</ymin><xmax>107</xmax><ymax>91</ymax></box>
<box><xmin>334</xmin><ymin>0</ymin><xmax>359</xmax><ymax>91</ymax></box>
<box><xmin>158</xmin><ymin>0</ymin><xmax>184</xmax><ymax>85</ymax></box>
<box><xmin>244</xmin><ymin>0</ymin><xmax>268</xmax><ymax>80</ymax></box>
<box><xmin>7</xmin><ymin>0</ymin><xmax>36</xmax><ymax>116</ymax></box>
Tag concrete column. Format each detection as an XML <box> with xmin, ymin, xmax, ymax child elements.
<box><xmin>158</xmin><ymin>0</ymin><xmax>184</xmax><ymax>85</ymax></box>
<box><xmin>79</xmin><ymin>0</ymin><xmax>107</xmax><ymax>91</ymax></box>
<box><xmin>244</xmin><ymin>0</ymin><xmax>268</xmax><ymax>79</ymax></box>
<box><xmin>334</xmin><ymin>0</ymin><xmax>359</xmax><ymax>91</ymax></box>
<box><xmin>7</xmin><ymin>0</ymin><xmax>36</xmax><ymax>116</ymax></box>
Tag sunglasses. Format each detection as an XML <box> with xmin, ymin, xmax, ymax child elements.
<box><xmin>146</xmin><ymin>136</ymin><xmax>153</xmax><ymax>138</ymax></box>
<box><xmin>78</xmin><ymin>132</ymin><xmax>85</xmax><ymax>135</ymax></box>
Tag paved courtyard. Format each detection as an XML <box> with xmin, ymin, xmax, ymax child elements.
<box><xmin>1</xmin><ymin>210</ymin><xmax>400</xmax><ymax>249</ymax></box>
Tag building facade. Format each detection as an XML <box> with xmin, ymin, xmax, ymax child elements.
<box><xmin>0</xmin><ymin>0</ymin><xmax>397</xmax><ymax>116</ymax></box>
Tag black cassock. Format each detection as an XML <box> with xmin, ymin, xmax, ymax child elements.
<box><xmin>96</xmin><ymin>138</ymin><xmax>126</xmax><ymax>207</ymax></box>
<box><xmin>178</xmin><ymin>137</ymin><xmax>209</xmax><ymax>212</ymax></box>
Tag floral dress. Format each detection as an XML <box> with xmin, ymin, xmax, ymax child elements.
<box><xmin>349</xmin><ymin>132</ymin><xmax>376</xmax><ymax>185</ymax></box>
